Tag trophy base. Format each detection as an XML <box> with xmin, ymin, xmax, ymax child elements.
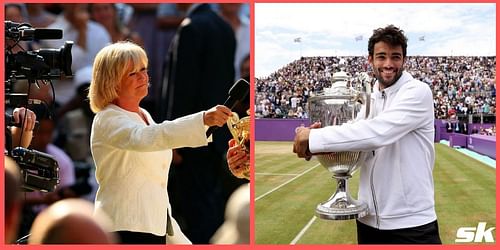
<box><xmin>315</xmin><ymin>177</ymin><xmax>368</xmax><ymax>220</ymax></box>
<box><xmin>316</xmin><ymin>202</ymin><xmax>368</xmax><ymax>220</ymax></box>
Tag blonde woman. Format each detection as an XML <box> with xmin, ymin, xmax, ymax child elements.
<box><xmin>88</xmin><ymin>41</ymin><xmax>231</xmax><ymax>244</ymax></box>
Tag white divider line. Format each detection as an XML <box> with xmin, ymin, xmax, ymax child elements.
<box><xmin>290</xmin><ymin>216</ymin><xmax>317</xmax><ymax>244</ymax></box>
<box><xmin>255</xmin><ymin>173</ymin><xmax>298</xmax><ymax>176</ymax></box>
<box><xmin>291</xmin><ymin>191</ymin><xmax>339</xmax><ymax>244</ymax></box>
<box><xmin>255</xmin><ymin>163</ymin><xmax>320</xmax><ymax>201</ymax></box>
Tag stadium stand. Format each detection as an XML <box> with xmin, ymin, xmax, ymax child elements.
<box><xmin>255</xmin><ymin>56</ymin><xmax>496</xmax><ymax>120</ymax></box>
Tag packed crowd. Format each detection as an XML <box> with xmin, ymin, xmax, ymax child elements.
<box><xmin>256</xmin><ymin>56</ymin><xmax>496</xmax><ymax>120</ymax></box>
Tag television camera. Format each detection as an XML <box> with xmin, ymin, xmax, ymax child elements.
<box><xmin>4</xmin><ymin>20</ymin><xmax>73</xmax><ymax>192</ymax></box>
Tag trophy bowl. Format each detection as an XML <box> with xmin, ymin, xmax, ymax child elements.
<box><xmin>308</xmin><ymin>82</ymin><xmax>369</xmax><ymax>220</ymax></box>
<box><xmin>227</xmin><ymin>112</ymin><xmax>250</xmax><ymax>179</ymax></box>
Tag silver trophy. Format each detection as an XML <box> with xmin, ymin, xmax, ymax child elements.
<box><xmin>307</xmin><ymin>72</ymin><xmax>370</xmax><ymax>220</ymax></box>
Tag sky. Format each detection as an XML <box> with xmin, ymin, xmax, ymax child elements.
<box><xmin>255</xmin><ymin>3</ymin><xmax>496</xmax><ymax>78</ymax></box>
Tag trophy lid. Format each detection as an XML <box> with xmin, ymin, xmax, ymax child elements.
<box><xmin>332</xmin><ymin>71</ymin><xmax>349</xmax><ymax>83</ymax></box>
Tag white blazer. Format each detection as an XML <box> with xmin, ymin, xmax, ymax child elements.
<box><xmin>91</xmin><ymin>104</ymin><xmax>207</xmax><ymax>241</ymax></box>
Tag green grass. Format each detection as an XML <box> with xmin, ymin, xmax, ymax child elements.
<box><xmin>255</xmin><ymin>141</ymin><xmax>496</xmax><ymax>244</ymax></box>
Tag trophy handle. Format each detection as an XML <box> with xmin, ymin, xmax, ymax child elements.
<box><xmin>353</xmin><ymin>93</ymin><xmax>371</xmax><ymax>119</ymax></box>
<box><xmin>227</xmin><ymin>112</ymin><xmax>240</xmax><ymax>140</ymax></box>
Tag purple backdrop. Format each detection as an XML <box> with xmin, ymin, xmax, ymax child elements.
<box><xmin>255</xmin><ymin>119</ymin><xmax>310</xmax><ymax>141</ymax></box>
<box><xmin>257</xmin><ymin>118</ymin><xmax>495</xmax><ymax>159</ymax></box>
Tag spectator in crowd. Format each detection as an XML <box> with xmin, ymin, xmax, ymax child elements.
<box><xmin>5</xmin><ymin>157</ymin><xmax>22</xmax><ymax>244</ymax></box>
<box><xmin>28</xmin><ymin>199</ymin><xmax>116</xmax><ymax>244</ymax></box>
<box><xmin>5</xmin><ymin>3</ymin><xmax>28</xmax><ymax>23</ymax></box>
<box><xmin>55</xmin><ymin>66</ymin><xmax>99</xmax><ymax>202</ymax></box>
<box><xmin>210</xmin><ymin>183</ymin><xmax>249</xmax><ymax>244</ymax></box>
<box><xmin>40</xmin><ymin>3</ymin><xmax>111</xmax><ymax>106</ymax></box>
<box><xmin>127</xmin><ymin>4</ymin><xmax>161</xmax><ymax>115</ymax></box>
<box><xmin>26</xmin><ymin>3</ymin><xmax>56</xmax><ymax>27</ymax></box>
<box><xmin>485</xmin><ymin>124</ymin><xmax>496</xmax><ymax>136</ymax></box>
<box><xmin>5</xmin><ymin>3</ymin><xmax>35</xmax><ymax>53</ymax></box>
<box><xmin>218</xmin><ymin>3</ymin><xmax>250</xmax><ymax>81</ymax></box>
<box><xmin>55</xmin><ymin>66</ymin><xmax>94</xmax><ymax>163</ymax></box>
<box><xmin>89</xmin><ymin>3</ymin><xmax>144</xmax><ymax>46</ymax></box>
<box><xmin>144</xmin><ymin>3</ymin><xmax>186</xmax><ymax>120</ymax></box>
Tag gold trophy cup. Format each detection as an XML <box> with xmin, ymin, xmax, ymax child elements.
<box><xmin>227</xmin><ymin>111</ymin><xmax>250</xmax><ymax>179</ymax></box>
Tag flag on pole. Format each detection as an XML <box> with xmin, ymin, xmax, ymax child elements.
<box><xmin>355</xmin><ymin>35</ymin><xmax>363</xmax><ymax>41</ymax></box>
<box><xmin>294</xmin><ymin>37</ymin><xmax>302</xmax><ymax>43</ymax></box>
<box><xmin>419</xmin><ymin>36</ymin><xmax>425</xmax><ymax>41</ymax></box>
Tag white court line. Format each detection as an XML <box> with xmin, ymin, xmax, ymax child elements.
<box><xmin>255</xmin><ymin>163</ymin><xmax>320</xmax><ymax>201</ymax></box>
<box><xmin>290</xmin><ymin>192</ymin><xmax>337</xmax><ymax>244</ymax></box>
<box><xmin>255</xmin><ymin>173</ymin><xmax>298</xmax><ymax>176</ymax></box>
<box><xmin>290</xmin><ymin>216</ymin><xmax>317</xmax><ymax>244</ymax></box>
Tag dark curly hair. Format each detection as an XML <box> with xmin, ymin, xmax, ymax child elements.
<box><xmin>368</xmin><ymin>25</ymin><xmax>408</xmax><ymax>58</ymax></box>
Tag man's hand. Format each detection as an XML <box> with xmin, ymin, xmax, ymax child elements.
<box><xmin>227</xmin><ymin>139</ymin><xmax>250</xmax><ymax>179</ymax></box>
<box><xmin>293</xmin><ymin>126</ymin><xmax>313</xmax><ymax>159</ymax></box>
<box><xmin>293</xmin><ymin>122</ymin><xmax>321</xmax><ymax>160</ymax></box>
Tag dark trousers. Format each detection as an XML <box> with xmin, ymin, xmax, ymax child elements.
<box><xmin>115</xmin><ymin>231</ymin><xmax>166</xmax><ymax>244</ymax></box>
<box><xmin>356</xmin><ymin>220</ymin><xmax>442</xmax><ymax>244</ymax></box>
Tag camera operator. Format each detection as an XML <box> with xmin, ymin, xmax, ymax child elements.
<box><xmin>5</xmin><ymin>16</ymin><xmax>77</xmax><ymax>243</ymax></box>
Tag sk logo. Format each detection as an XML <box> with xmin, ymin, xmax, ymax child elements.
<box><xmin>455</xmin><ymin>222</ymin><xmax>495</xmax><ymax>243</ymax></box>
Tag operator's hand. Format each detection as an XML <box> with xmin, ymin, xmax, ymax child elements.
<box><xmin>12</xmin><ymin>107</ymin><xmax>36</xmax><ymax>132</ymax></box>
<box><xmin>10</xmin><ymin>107</ymin><xmax>36</xmax><ymax>149</ymax></box>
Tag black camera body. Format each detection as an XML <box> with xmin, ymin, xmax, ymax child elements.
<box><xmin>11</xmin><ymin>147</ymin><xmax>59</xmax><ymax>192</ymax></box>
<box><xmin>5</xmin><ymin>21</ymin><xmax>73</xmax><ymax>83</ymax></box>
<box><xmin>4</xmin><ymin>20</ymin><xmax>72</xmax><ymax>192</ymax></box>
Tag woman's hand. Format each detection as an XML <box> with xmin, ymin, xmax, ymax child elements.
<box><xmin>203</xmin><ymin>105</ymin><xmax>232</xmax><ymax>127</ymax></box>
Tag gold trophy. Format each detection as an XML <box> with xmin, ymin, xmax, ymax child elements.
<box><xmin>227</xmin><ymin>110</ymin><xmax>250</xmax><ymax>179</ymax></box>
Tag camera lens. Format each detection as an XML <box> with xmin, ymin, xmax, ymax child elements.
<box><xmin>36</xmin><ymin>41</ymin><xmax>73</xmax><ymax>77</ymax></box>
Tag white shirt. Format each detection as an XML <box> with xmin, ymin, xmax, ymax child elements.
<box><xmin>309</xmin><ymin>71</ymin><xmax>437</xmax><ymax>229</ymax></box>
<box><xmin>90</xmin><ymin>104</ymin><xmax>207</xmax><ymax>239</ymax></box>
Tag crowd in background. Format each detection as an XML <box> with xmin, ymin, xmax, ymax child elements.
<box><xmin>256</xmin><ymin>56</ymin><xmax>496</xmax><ymax>120</ymax></box>
<box><xmin>5</xmin><ymin>3</ymin><xmax>249</xmax><ymax>244</ymax></box>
